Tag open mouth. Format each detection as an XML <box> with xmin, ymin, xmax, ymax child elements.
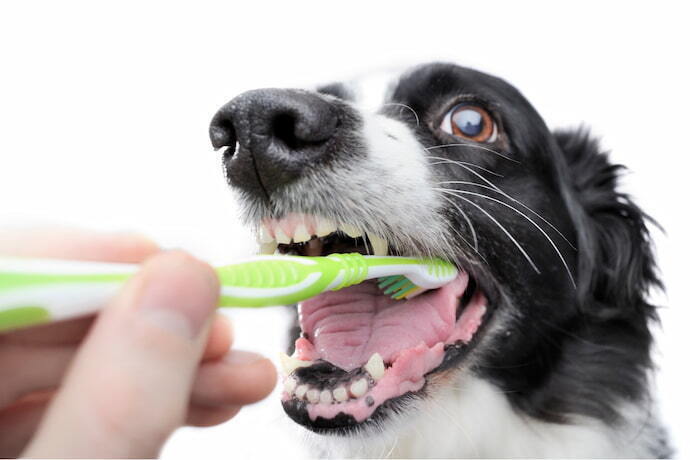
<box><xmin>259</xmin><ymin>213</ymin><xmax>491</xmax><ymax>432</ymax></box>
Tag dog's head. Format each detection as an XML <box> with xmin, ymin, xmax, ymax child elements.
<box><xmin>209</xmin><ymin>63</ymin><xmax>659</xmax><ymax>437</ymax></box>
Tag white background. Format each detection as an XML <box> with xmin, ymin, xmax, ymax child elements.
<box><xmin>1</xmin><ymin>1</ymin><xmax>688</xmax><ymax>457</ymax></box>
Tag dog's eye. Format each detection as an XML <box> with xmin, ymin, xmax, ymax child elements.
<box><xmin>440</xmin><ymin>103</ymin><xmax>497</xmax><ymax>143</ymax></box>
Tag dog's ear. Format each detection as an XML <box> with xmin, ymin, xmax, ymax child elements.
<box><xmin>555</xmin><ymin>128</ymin><xmax>661</xmax><ymax>320</ymax></box>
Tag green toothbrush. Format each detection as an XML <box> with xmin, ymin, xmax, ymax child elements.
<box><xmin>0</xmin><ymin>253</ymin><xmax>458</xmax><ymax>333</ymax></box>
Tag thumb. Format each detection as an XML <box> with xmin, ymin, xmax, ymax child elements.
<box><xmin>23</xmin><ymin>251</ymin><xmax>219</xmax><ymax>458</ymax></box>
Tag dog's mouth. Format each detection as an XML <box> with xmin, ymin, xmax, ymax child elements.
<box><xmin>258</xmin><ymin>213</ymin><xmax>491</xmax><ymax>433</ymax></box>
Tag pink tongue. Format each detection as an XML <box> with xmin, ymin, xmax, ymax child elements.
<box><xmin>298</xmin><ymin>274</ymin><xmax>469</xmax><ymax>370</ymax></box>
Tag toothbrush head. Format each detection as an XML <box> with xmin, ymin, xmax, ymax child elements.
<box><xmin>378</xmin><ymin>258</ymin><xmax>458</xmax><ymax>300</ymax></box>
<box><xmin>378</xmin><ymin>274</ymin><xmax>426</xmax><ymax>300</ymax></box>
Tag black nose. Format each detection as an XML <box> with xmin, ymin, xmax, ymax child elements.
<box><xmin>209</xmin><ymin>89</ymin><xmax>340</xmax><ymax>197</ymax></box>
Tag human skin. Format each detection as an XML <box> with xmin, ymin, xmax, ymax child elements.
<box><xmin>0</xmin><ymin>227</ymin><xmax>277</xmax><ymax>458</ymax></box>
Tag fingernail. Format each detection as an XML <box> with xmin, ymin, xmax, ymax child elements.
<box><xmin>224</xmin><ymin>350</ymin><xmax>266</xmax><ymax>365</ymax></box>
<box><xmin>137</xmin><ymin>251</ymin><xmax>219</xmax><ymax>339</ymax></box>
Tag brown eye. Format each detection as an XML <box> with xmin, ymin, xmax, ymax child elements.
<box><xmin>441</xmin><ymin>103</ymin><xmax>497</xmax><ymax>143</ymax></box>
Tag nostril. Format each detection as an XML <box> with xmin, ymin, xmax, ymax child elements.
<box><xmin>272</xmin><ymin>112</ymin><xmax>304</xmax><ymax>151</ymax></box>
<box><xmin>209</xmin><ymin>112</ymin><xmax>237</xmax><ymax>152</ymax></box>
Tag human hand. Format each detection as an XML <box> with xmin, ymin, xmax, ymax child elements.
<box><xmin>0</xmin><ymin>227</ymin><xmax>277</xmax><ymax>458</ymax></box>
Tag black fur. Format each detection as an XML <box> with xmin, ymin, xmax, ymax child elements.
<box><xmin>211</xmin><ymin>62</ymin><xmax>670</xmax><ymax>455</ymax></box>
<box><xmin>385</xmin><ymin>65</ymin><xmax>666</xmax><ymax>448</ymax></box>
<box><xmin>477</xmin><ymin>129</ymin><xmax>662</xmax><ymax>427</ymax></box>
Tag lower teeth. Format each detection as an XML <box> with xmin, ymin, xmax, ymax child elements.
<box><xmin>283</xmin><ymin>374</ymin><xmax>373</xmax><ymax>405</ymax></box>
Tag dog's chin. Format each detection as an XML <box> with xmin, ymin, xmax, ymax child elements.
<box><xmin>263</xmin><ymin>214</ymin><xmax>496</xmax><ymax>434</ymax></box>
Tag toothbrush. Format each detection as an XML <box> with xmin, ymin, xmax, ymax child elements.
<box><xmin>0</xmin><ymin>253</ymin><xmax>458</xmax><ymax>332</ymax></box>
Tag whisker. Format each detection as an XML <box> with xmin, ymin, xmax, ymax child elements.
<box><xmin>429</xmin><ymin>159</ymin><xmax>504</xmax><ymax>177</ymax></box>
<box><xmin>384</xmin><ymin>434</ymin><xmax>399</xmax><ymax>458</ymax></box>
<box><xmin>439</xmin><ymin>189</ymin><xmax>577</xmax><ymax>288</ymax></box>
<box><xmin>426</xmin><ymin>397</ymin><xmax>480</xmax><ymax>458</ymax></box>
<box><xmin>437</xmin><ymin>191</ymin><xmax>540</xmax><ymax>273</ymax></box>
<box><xmin>425</xmin><ymin>142</ymin><xmax>520</xmax><ymax>163</ymax></box>
<box><xmin>429</xmin><ymin>157</ymin><xmax>576</xmax><ymax>250</ymax></box>
<box><xmin>381</xmin><ymin>102</ymin><xmax>420</xmax><ymax>127</ymax></box>
<box><xmin>439</xmin><ymin>194</ymin><xmax>479</xmax><ymax>251</ymax></box>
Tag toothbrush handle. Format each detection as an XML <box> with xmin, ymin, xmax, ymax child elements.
<box><xmin>0</xmin><ymin>253</ymin><xmax>356</xmax><ymax>331</ymax></box>
<box><xmin>0</xmin><ymin>253</ymin><xmax>446</xmax><ymax>332</ymax></box>
<box><xmin>0</xmin><ymin>256</ymin><xmax>343</xmax><ymax>332</ymax></box>
<box><xmin>0</xmin><ymin>257</ymin><xmax>137</xmax><ymax>332</ymax></box>
<box><xmin>0</xmin><ymin>254</ymin><xmax>343</xmax><ymax>332</ymax></box>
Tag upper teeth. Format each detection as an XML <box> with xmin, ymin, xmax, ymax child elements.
<box><xmin>293</xmin><ymin>223</ymin><xmax>311</xmax><ymax>243</ymax></box>
<box><xmin>340</xmin><ymin>224</ymin><xmax>363</xmax><ymax>238</ymax></box>
<box><xmin>274</xmin><ymin>227</ymin><xmax>291</xmax><ymax>245</ymax></box>
<box><xmin>316</xmin><ymin>218</ymin><xmax>336</xmax><ymax>237</ymax></box>
<box><xmin>258</xmin><ymin>215</ymin><xmax>389</xmax><ymax>256</ymax></box>
<box><xmin>258</xmin><ymin>225</ymin><xmax>274</xmax><ymax>244</ymax></box>
<box><xmin>259</xmin><ymin>241</ymin><xmax>278</xmax><ymax>254</ymax></box>
<box><xmin>368</xmin><ymin>233</ymin><xmax>388</xmax><ymax>257</ymax></box>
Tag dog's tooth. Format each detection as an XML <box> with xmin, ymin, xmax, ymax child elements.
<box><xmin>275</xmin><ymin>227</ymin><xmax>291</xmax><ymax>245</ymax></box>
<box><xmin>364</xmin><ymin>353</ymin><xmax>385</xmax><ymax>381</ymax></box>
<box><xmin>319</xmin><ymin>389</ymin><xmax>333</xmax><ymax>404</ymax></box>
<box><xmin>295</xmin><ymin>384</ymin><xmax>308</xmax><ymax>400</ymax></box>
<box><xmin>368</xmin><ymin>233</ymin><xmax>389</xmax><ymax>256</ymax></box>
<box><xmin>283</xmin><ymin>376</ymin><xmax>297</xmax><ymax>393</ymax></box>
<box><xmin>340</xmin><ymin>224</ymin><xmax>363</xmax><ymax>238</ymax></box>
<box><xmin>306</xmin><ymin>388</ymin><xmax>321</xmax><ymax>404</ymax></box>
<box><xmin>293</xmin><ymin>223</ymin><xmax>311</xmax><ymax>243</ymax></box>
<box><xmin>278</xmin><ymin>352</ymin><xmax>313</xmax><ymax>375</ymax></box>
<box><xmin>316</xmin><ymin>217</ymin><xmax>336</xmax><ymax>237</ymax></box>
<box><xmin>258</xmin><ymin>224</ymin><xmax>274</xmax><ymax>244</ymax></box>
<box><xmin>350</xmin><ymin>378</ymin><xmax>368</xmax><ymax>398</ymax></box>
<box><xmin>333</xmin><ymin>386</ymin><xmax>348</xmax><ymax>402</ymax></box>
<box><xmin>259</xmin><ymin>241</ymin><xmax>278</xmax><ymax>255</ymax></box>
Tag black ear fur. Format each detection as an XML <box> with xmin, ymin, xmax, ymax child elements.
<box><xmin>555</xmin><ymin>128</ymin><xmax>661</xmax><ymax>322</ymax></box>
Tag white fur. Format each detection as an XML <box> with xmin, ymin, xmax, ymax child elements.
<box><xmin>261</xmin><ymin>108</ymin><xmax>454</xmax><ymax>260</ymax></box>
<box><xmin>265</xmin><ymin>75</ymin><xmax>665</xmax><ymax>458</ymax></box>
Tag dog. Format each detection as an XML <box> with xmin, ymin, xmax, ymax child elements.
<box><xmin>208</xmin><ymin>63</ymin><xmax>671</xmax><ymax>458</ymax></box>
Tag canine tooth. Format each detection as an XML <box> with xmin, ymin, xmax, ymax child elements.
<box><xmin>316</xmin><ymin>217</ymin><xmax>336</xmax><ymax>237</ymax></box>
<box><xmin>340</xmin><ymin>224</ymin><xmax>363</xmax><ymax>238</ymax></box>
<box><xmin>275</xmin><ymin>227</ymin><xmax>291</xmax><ymax>244</ymax></box>
<box><xmin>278</xmin><ymin>352</ymin><xmax>313</xmax><ymax>375</ymax></box>
<box><xmin>306</xmin><ymin>388</ymin><xmax>321</xmax><ymax>404</ymax></box>
<box><xmin>364</xmin><ymin>353</ymin><xmax>385</xmax><ymax>381</ymax></box>
<box><xmin>333</xmin><ymin>386</ymin><xmax>348</xmax><ymax>402</ymax></box>
<box><xmin>284</xmin><ymin>377</ymin><xmax>297</xmax><ymax>393</ymax></box>
<box><xmin>293</xmin><ymin>223</ymin><xmax>311</xmax><ymax>243</ymax></box>
<box><xmin>350</xmin><ymin>378</ymin><xmax>368</xmax><ymax>398</ymax></box>
<box><xmin>368</xmin><ymin>233</ymin><xmax>388</xmax><ymax>256</ymax></box>
<box><xmin>320</xmin><ymin>389</ymin><xmax>333</xmax><ymax>404</ymax></box>
<box><xmin>258</xmin><ymin>225</ymin><xmax>274</xmax><ymax>244</ymax></box>
<box><xmin>259</xmin><ymin>241</ymin><xmax>278</xmax><ymax>255</ymax></box>
<box><xmin>295</xmin><ymin>384</ymin><xmax>308</xmax><ymax>400</ymax></box>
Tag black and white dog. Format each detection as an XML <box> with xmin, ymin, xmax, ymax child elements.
<box><xmin>209</xmin><ymin>63</ymin><xmax>671</xmax><ymax>458</ymax></box>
